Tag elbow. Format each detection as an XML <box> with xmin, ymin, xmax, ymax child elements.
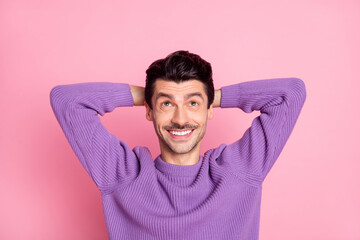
<box><xmin>50</xmin><ymin>85</ymin><xmax>70</xmax><ymax>110</ymax></box>
<box><xmin>292</xmin><ymin>78</ymin><xmax>306</xmax><ymax>94</ymax></box>
<box><xmin>50</xmin><ymin>86</ymin><xmax>61</xmax><ymax>105</ymax></box>
<box><xmin>286</xmin><ymin>78</ymin><xmax>307</xmax><ymax>104</ymax></box>
<box><xmin>50</xmin><ymin>86</ymin><xmax>59</xmax><ymax>100</ymax></box>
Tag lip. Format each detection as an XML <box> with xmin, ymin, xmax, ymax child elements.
<box><xmin>166</xmin><ymin>129</ymin><xmax>194</xmax><ymax>140</ymax></box>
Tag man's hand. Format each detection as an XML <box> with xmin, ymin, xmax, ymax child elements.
<box><xmin>213</xmin><ymin>89</ymin><xmax>221</xmax><ymax>108</ymax></box>
<box><xmin>130</xmin><ymin>85</ymin><xmax>145</xmax><ymax>106</ymax></box>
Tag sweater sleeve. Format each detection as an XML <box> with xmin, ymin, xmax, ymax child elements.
<box><xmin>219</xmin><ymin>78</ymin><xmax>306</xmax><ymax>181</ymax></box>
<box><xmin>49</xmin><ymin>82</ymin><xmax>139</xmax><ymax>190</ymax></box>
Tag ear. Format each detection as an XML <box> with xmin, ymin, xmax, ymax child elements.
<box><xmin>207</xmin><ymin>104</ymin><xmax>214</xmax><ymax>120</ymax></box>
<box><xmin>144</xmin><ymin>101</ymin><xmax>153</xmax><ymax>121</ymax></box>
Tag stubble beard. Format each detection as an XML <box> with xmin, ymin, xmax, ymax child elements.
<box><xmin>164</xmin><ymin>131</ymin><xmax>203</xmax><ymax>154</ymax></box>
<box><xmin>159</xmin><ymin>124</ymin><xmax>206</xmax><ymax>155</ymax></box>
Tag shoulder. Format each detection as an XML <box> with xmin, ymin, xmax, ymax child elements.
<box><xmin>132</xmin><ymin>146</ymin><xmax>154</xmax><ymax>164</ymax></box>
<box><xmin>205</xmin><ymin>144</ymin><xmax>226</xmax><ymax>159</ymax></box>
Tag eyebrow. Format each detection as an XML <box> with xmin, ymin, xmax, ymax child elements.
<box><xmin>155</xmin><ymin>92</ymin><xmax>204</xmax><ymax>102</ymax></box>
<box><xmin>185</xmin><ymin>92</ymin><xmax>204</xmax><ymax>100</ymax></box>
<box><xmin>155</xmin><ymin>93</ymin><xmax>174</xmax><ymax>102</ymax></box>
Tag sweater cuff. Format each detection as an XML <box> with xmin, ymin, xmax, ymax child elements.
<box><xmin>110</xmin><ymin>83</ymin><xmax>134</xmax><ymax>108</ymax></box>
<box><xmin>220</xmin><ymin>84</ymin><xmax>240</xmax><ymax>108</ymax></box>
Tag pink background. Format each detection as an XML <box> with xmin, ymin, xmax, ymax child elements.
<box><xmin>1</xmin><ymin>0</ymin><xmax>359</xmax><ymax>239</ymax></box>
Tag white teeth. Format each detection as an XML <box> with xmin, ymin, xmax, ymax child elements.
<box><xmin>169</xmin><ymin>130</ymin><xmax>192</xmax><ymax>136</ymax></box>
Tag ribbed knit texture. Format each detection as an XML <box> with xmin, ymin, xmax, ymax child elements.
<box><xmin>50</xmin><ymin>78</ymin><xmax>306</xmax><ymax>240</ymax></box>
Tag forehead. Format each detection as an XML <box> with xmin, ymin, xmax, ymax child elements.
<box><xmin>153</xmin><ymin>79</ymin><xmax>206</xmax><ymax>95</ymax></box>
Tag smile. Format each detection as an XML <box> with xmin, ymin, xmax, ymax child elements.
<box><xmin>166</xmin><ymin>129</ymin><xmax>195</xmax><ymax>139</ymax></box>
<box><xmin>169</xmin><ymin>130</ymin><xmax>193</xmax><ymax>136</ymax></box>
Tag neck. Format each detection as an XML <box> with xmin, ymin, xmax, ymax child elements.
<box><xmin>160</xmin><ymin>144</ymin><xmax>201</xmax><ymax>166</ymax></box>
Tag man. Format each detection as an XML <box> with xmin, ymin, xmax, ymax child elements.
<box><xmin>50</xmin><ymin>50</ymin><xmax>306</xmax><ymax>239</ymax></box>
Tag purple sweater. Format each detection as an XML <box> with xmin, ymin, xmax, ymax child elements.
<box><xmin>50</xmin><ymin>78</ymin><xmax>306</xmax><ymax>240</ymax></box>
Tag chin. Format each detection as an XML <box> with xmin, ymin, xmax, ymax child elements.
<box><xmin>167</xmin><ymin>142</ymin><xmax>199</xmax><ymax>155</ymax></box>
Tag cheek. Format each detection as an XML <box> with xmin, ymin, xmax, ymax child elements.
<box><xmin>153</xmin><ymin>111</ymin><xmax>171</xmax><ymax>126</ymax></box>
<box><xmin>189</xmin><ymin>111</ymin><xmax>208</xmax><ymax>124</ymax></box>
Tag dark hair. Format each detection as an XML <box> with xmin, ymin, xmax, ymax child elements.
<box><xmin>145</xmin><ymin>50</ymin><xmax>214</xmax><ymax>109</ymax></box>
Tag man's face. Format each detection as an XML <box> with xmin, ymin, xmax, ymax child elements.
<box><xmin>145</xmin><ymin>79</ymin><xmax>213</xmax><ymax>155</ymax></box>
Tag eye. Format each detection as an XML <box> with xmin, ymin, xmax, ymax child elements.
<box><xmin>161</xmin><ymin>102</ymin><xmax>172</xmax><ymax>107</ymax></box>
<box><xmin>189</xmin><ymin>101</ymin><xmax>199</xmax><ymax>107</ymax></box>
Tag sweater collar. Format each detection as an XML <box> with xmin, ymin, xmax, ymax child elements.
<box><xmin>154</xmin><ymin>155</ymin><xmax>203</xmax><ymax>177</ymax></box>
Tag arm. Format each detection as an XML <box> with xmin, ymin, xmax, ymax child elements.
<box><xmin>213</xmin><ymin>89</ymin><xmax>221</xmax><ymax>108</ymax></box>
<box><xmin>130</xmin><ymin>85</ymin><xmax>145</xmax><ymax>106</ymax></box>
<box><xmin>218</xmin><ymin>78</ymin><xmax>306</xmax><ymax>181</ymax></box>
<box><xmin>50</xmin><ymin>82</ymin><xmax>142</xmax><ymax>190</ymax></box>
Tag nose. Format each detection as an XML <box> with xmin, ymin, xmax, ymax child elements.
<box><xmin>171</xmin><ymin>106</ymin><xmax>190</xmax><ymax>126</ymax></box>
